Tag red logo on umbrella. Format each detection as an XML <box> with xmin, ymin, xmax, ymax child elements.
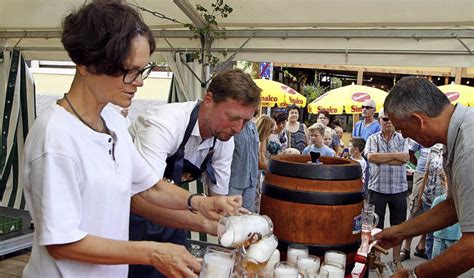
<box><xmin>352</xmin><ymin>92</ymin><xmax>371</xmax><ymax>102</ymax></box>
<box><xmin>281</xmin><ymin>85</ymin><xmax>298</xmax><ymax>95</ymax></box>
<box><xmin>445</xmin><ymin>92</ymin><xmax>460</xmax><ymax>102</ymax></box>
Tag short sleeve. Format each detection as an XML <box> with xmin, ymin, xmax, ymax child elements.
<box><xmin>452</xmin><ymin>150</ymin><xmax>474</xmax><ymax>232</ymax></box>
<box><xmin>130</xmin><ymin>144</ymin><xmax>160</xmax><ymax>195</ymax></box>
<box><xmin>365</xmin><ymin>134</ymin><xmax>377</xmax><ymax>155</ymax></box>
<box><xmin>207</xmin><ymin>138</ymin><xmax>235</xmax><ymax>195</ymax></box>
<box><xmin>28</xmin><ymin>154</ymin><xmax>87</xmax><ymax>246</ymax></box>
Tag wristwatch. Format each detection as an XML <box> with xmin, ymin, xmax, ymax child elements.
<box><xmin>407</xmin><ymin>267</ymin><xmax>418</xmax><ymax>278</ymax></box>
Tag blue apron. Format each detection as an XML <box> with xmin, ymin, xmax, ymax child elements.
<box><xmin>129</xmin><ymin>103</ymin><xmax>216</xmax><ymax>278</ymax></box>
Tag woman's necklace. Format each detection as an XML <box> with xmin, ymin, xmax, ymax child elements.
<box><xmin>63</xmin><ymin>93</ymin><xmax>107</xmax><ymax>133</ymax></box>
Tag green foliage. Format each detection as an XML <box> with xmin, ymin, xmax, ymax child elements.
<box><xmin>185</xmin><ymin>1</ymin><xmax>233</xmax><ymax>67</ymax></box>
<box><xmin>304</xmin><ymin>84</ymin><xmax>328</xmax><ymax>104</ymax></box>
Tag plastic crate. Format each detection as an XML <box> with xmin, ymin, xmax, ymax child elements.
<box><xmin>0</xmin><ymin>215</ymin><xmax>23</xmax><ymax>234</ymax></box>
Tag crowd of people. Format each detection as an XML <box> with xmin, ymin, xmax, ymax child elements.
<box><xmin>19</xmin><ymin>1</ymin><xmax>474</xmax><ymax>278</ymax></box>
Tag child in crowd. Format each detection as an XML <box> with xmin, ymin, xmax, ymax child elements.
<box><xmin>349</xmin><ymin>137</ymin><xmax>367</xmax><ymax>184</ymax></box>
<box><xmin>281</xmin><ymin>148</ymin><xmax>300</xmax><ymax>155</ymax></box>
<box><xmin>302</xmin><ymin>123</ymin><xmax>336</xmax><ymax>157</ymax></box>
<box><xmin>323</xmin><ymin>127</ymin><xmax>334</xmax><ymax>148</ymax></box>
<box><xmin>417</xmin><ymin>143</ymin><xmax>447</xmax><ymax>260</ymax></box>
<box><xmin>431</xmin><ymin>191</ymin><xmax>462</xmax><ymax>258</ymax></box>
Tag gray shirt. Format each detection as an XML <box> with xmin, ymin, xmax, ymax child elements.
<box><xmin>228</xmin><ymin>121</ymin><xmax>259</xmax><ymax>190</ymax></box>
<box><xmin>444</xmin><ymin>104</ymin><xmax>474</xmax><ymax>232</ymax></box>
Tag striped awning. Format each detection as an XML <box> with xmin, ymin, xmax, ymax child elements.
<box><xmin>0</xmin><ymin>50</ymin><xmax>36</xmax><ymax>209</ymax></box>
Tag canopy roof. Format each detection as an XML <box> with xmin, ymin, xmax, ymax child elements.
<box><xmin>1</xmin><ymin>0</ymin><xmax>474</xmax><ymax>67</ymax></box>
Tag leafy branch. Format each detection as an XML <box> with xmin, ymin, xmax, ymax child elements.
<box><xmin>183</xmin><ymin>1</ymin><xmax>233</xmax><ymax>68</ymax></box>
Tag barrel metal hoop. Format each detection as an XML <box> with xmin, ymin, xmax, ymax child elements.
<box><xmin>268</xmin><ymin>159</ymin><xmax>361</xmax><ymax>180</ymax></box>
<box><xmin>278</xmin><ymin>239</ymin><xmax>361</xmax><ymax>256</ymax></box>
<box><xmin>263</xmin><ymin>182</ymin><xmax>364</xmax><ymax>205</ymax></box>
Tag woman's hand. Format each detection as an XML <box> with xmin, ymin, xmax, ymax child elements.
<box><xmin>150</xmin><ymin>242</ymin><xmax>201</xmax><ymax>278</ymax></box>
<box><xmin>192</xmin><ymin>195</ymin><xmax>242</xmax><ymax>221</ymax></box>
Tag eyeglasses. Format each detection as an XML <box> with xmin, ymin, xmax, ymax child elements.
<box><xmin>122</xmin><ymin>62</ymin><xmax>156</xmax><ymax>84</ymax></box>
<box><xmin>381</xmin><ymin>117</ymin><xmax>390</xmax><ymax>122</ymax></box>
<box><xmin>361</xmin><ymin>106</ymin><xmax>374</xmax><ymax>110</ymax></box>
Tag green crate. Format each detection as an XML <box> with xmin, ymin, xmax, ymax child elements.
<box><xmin>0</xmin><ymin>215</ymin><xmax>23</xmax><ymax>234</ymax></box>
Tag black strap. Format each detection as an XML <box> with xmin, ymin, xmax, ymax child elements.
<box><xmin>200</xmin><ymin>137</ymin><xmax>217</xmax><ymax>184</ymax></box>
<box><xmin>166</xmin><ymin>102</ymin><xmax>200</xmax><ymax>184</ymax></box>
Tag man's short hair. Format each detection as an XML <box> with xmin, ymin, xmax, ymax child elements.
<box><xmin>308</xmin><ymin>123</ymin><xmax>325</xmax><ymax>136</ymax></box>
<box><xmin>208</xmin><ymin>69</ymin><xmax>261</xmax><ymax>107</ymax></box>
<box><xmin>363</xmin><ymin>99</ymin><xmax>376</xmax><ymax>108</ymax></box>
<box><xmin>351</xmin><ymin>137</ymin><xmax>366</xmax><ymax>153</ymax></box>
<box><xmin>384</xmin><ymin>76</ymin><xmax>450</xmax><ymax>120</ymax></box>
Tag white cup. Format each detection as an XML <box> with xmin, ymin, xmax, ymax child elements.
<box><xmin>320</xmin><ymin>263</ymin><xmax>344</xmax><ymax>278</ymax></box>
<box><xmin>324</xmin><ymin>250</ymin><xmax>346</xmax><ymax>270</ymax></box>
<box><xmin>218</xmin><ymin>214</ymin><xmax>273</xmax><ymax>247</ymax></box>
<box><xmin>297</xmin><ymin>254</ymin><xmax>320</xmax><ymax>275</ymax></box>
<box><xmin>273</xmin><ymin>261</ymin><xmax>299</xmax><ymax>278</ymax></box>
<box><xmin>200</xmin><ymin>246</ymin><xmax>235</xmax><ymax>278</ymax></box>
<box><xmin>287</xmin><ymin>244</ymin><xmax>308</xmax><ymax>267</ymax></box>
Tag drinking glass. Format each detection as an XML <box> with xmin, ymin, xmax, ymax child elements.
<box><xmin>218</xmin><ymin>214</ymin><xmax>273</xmax><ymax>248</ymax></box>
<box><xmin>273</xmin><ymin>261</ymin><xmax>298</xmax><ymax>278</ymax></box>
<box><xmin>320</xmin><ymin>262</ymin><xmax>344</xmax><ymax>278</ymax></box>
<box><xmin>241</xmin><ymin>234</ymin><xmax>279</xmax><ymax>276</ymax></box>
<box><xmin>297</xmin><ymin>254</ymin><xmax>320</xmax><ymax>275</ymax></box>
<box><xmin>200</xmin><ymin>246</ymin><xmax>235</xmax><ymax>278</ymax></box>
<box><xmin>324</xmin><ymin>250</ymin><xmax>346</xmax><ymax>270</ymax></box>
<box><xmin>305</xmin><ymin>267</ymin><xmax>329</xmax><ymax>278</ymax></box>
<box><xmin>286</xmin><ymin>244</ymin><xmax>308</xmax><ymax>267</ymax></box>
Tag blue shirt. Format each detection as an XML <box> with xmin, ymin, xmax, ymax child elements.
<box><xmin>302</xmin><ymin>145</ymin><xmax>336</xmax><ymax>157</ymax></box>
<box><xmin>352</xmin><ymin>119</ymin><xmax>381</xmax><ymax>141</ymax></box>
<box><xmin>432</xmin><ymin>194</ymin><xmax>462</xmax><ymax>241</ymax></box>
<box><xmin>228</xmin><ymin>121</ymin><xmax>259</xmax><ymax>189</ymax></box>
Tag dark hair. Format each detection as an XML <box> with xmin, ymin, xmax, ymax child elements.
<box><xmin>384</xmin><ymin>76</ymin><xmax>450</xmax><ymax>119</ymax></box>
<box><xmin>208</xmin><ymin>69</ymin><xmax>261</xmax><ymax>106</ymax></box>
<box><xmin>287</xmin><ymin>104</ymin><xmax>299</xmax><ymax>112</ymax></box>
<box><xmin>318</xmin><ymin>110</ymin><xmax>330</xmax><ymax>119</ymax></box>
<box><xmin>61</xmin><ymin>0</ymin><xmax>156</xmax><ymax>75</ymax></box>
<box><xmin>271</xmin><ymin>110</ymin><xmax>288</xmax><ymax>124</ymax></box>
<box><xmin>351</xmin><ymin>137</ymin><xmax>366</xmax><ymax>153</ymax></box>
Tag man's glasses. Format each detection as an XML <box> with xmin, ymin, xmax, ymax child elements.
<box><xmin>381</xmin><ymin>117</ymin><xmax>390</xmax><ymax>122</ymax></box>
<box><xmin>361</xmin><ymin>106</ymin><xmax>374</xmax><ymax>110</ymax></box>
<box><xmin>122</xmin><ymin>62</ymin><xmax>156</xmax><ymax>84</ymax></box>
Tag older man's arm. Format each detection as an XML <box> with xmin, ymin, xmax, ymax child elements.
<box><xmin>404</xmin><ymin>233</ymin><xmax>474</xmax><ymax>278</ymax></box>
<box><xmin>367</xmin><ymin>152</ymin><xmax>408</xmax><ymax>165</ymax></box>
<box><xmin>131</xmin><ymin>195</ymin><xmax>217</xmax><ymax>235</ymax></box>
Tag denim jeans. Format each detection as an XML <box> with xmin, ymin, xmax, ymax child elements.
<box><xmin>422</xmin><ymin>201</ymin><xmax>434</xmax><ymax>260</ymax></box>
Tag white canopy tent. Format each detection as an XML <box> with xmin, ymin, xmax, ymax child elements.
<box><xmin>1</xmin><ymin>0</ymin><xmax>474</xmax><ymax>67</ymax></box>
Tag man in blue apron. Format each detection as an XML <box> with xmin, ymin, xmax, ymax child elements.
<box><xmin>128</xmin><ymin>69</ymin><xmax>261</xmax><ymax>277</ymax></box>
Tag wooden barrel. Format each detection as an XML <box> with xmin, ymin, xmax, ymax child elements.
<box><xmin>260</xmin><ymin>154</ymin><xmax>364</xmax><ymax>265</ymax></box>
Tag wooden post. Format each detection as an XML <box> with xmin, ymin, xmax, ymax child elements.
<box><xmin>445</xmin><ymin>77</ymin><xmax>450</xmax><ymax>85</ymax></box>
<box><xmin>455</xmin><ymin>67</ymin><xmax>463</xmax><ymax>84</ymax></box>
<box><xmin>357</xmin><ymin>70</ymin><xmax>364</xmax><ymax>85</ymax></box>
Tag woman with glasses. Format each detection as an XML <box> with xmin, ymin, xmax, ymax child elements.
<box><xmin>21</xmin><ymin>1</ymin><xmax>241</xmax><ymax>277</ymax></box>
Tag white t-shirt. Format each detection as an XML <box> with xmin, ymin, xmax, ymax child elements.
<box><xmin>354</xmin><ymin>157</ymin><xmax>367</xmax><ymax>183</ymax></box>
<box><xmin>22</xmin><ymin>104</ymin><xmax>158</xmax><ymax>277</ymax></box>
<box><xmin>129</xmin><ymin>101</ymin><xmax>234</xmax><ymax>194</ymax></box>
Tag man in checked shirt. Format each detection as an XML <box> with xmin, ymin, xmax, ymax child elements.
<box><xmin>365</xmin><ymin>108</ymin><xmax>410</xmax><ymax>271</ymax></box>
